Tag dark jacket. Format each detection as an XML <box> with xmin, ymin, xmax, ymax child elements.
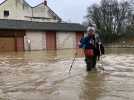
<box><xmin>79</xmin><ymin>35</ymin><xmax>104</xmax><ymax>56</ymax></box>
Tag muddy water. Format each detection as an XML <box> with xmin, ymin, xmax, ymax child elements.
<box><xmin>0</xmin><ymin>48</ymin><xmax>134</xmax><ymax>100</ymax></box>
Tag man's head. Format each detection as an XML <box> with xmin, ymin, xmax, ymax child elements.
<box><xmin>87</xmin><ymin>26</ymin><xmax>95</xmax><ymax>36</ymax></box>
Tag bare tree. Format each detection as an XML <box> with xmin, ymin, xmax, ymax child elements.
<box><xmin>85</xmin><ymin>0</ymin><xmax>131</xmax><ymax>42</ymax></box>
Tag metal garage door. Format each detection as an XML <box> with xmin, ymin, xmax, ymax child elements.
<box><xmin>0</xmin><ymin>37</ymin><xmax>15</xmax><ymax>52</ymax></box>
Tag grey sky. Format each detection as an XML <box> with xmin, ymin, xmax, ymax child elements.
<box><xmin>0</xmin><ymin>0</ymin><xmax>99</xmax><ymax>23</ymax></box>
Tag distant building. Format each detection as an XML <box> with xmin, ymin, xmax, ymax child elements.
<box><xmin>0</xmin><ymin>0</ymin><xmax>86</xmax><ymax>51</ymax></box>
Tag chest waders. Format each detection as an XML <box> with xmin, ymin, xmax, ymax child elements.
<box><xmin>85</xmin><ymin>38</ymin><xmax>97</xmax><ymax>71</ymax></box>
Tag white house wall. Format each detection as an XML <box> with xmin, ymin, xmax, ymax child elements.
<box><xmin>24</xmin><ymin>31</ymin><xmax>46</xmax><ymax>51</ymax></box>
<box><xmin>0</xmin><ymin>0</ymin><xmax>60</xmax><ymax>22</ymax></box>
<box><xmin>32</xmin><ymin>4</ymin><xmax>58</xmax><ymax>22</ymax></box>
<box><xmin>24</xmin><ymin>31</ymin><xmax>81</xmax><ymax>50</ymax></box>
<box><xmin>0</xmin><ymin>0</ymin><xmax>19</xmax><ymax>19</ymax></box>
<box><xmin>56</xmin><ymin>32</ymin><xmax>76</xmax><ymax>49</ymax></box>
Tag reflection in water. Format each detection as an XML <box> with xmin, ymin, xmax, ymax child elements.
<box><xmin>0</xmin><ymin>48</ymin><xmax>134</xmax><ymax>100</ymax></box>
<box><xmin>80</xmin><ymin>72</ymin><xmax>105</xmax><ymax>100</ymax></box>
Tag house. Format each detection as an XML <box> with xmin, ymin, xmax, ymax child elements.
<box><xmin>0</xmin><ymin>0</ymin><xmax>86</xmax><ymax>51</ymax></box>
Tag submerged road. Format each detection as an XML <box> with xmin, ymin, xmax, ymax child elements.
<box><xmin>0</xmin><ymin>48</ymin><xmax>134</xmax><ymax>100</ymax></box>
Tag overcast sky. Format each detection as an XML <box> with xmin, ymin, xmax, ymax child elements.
<box><xmin>0</xmin><ymin>0</ymin><xmax>99</xmax><ymax>23</ymax></box>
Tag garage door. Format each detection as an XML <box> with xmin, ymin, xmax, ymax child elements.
<box><xmin>46</xmin><ymin>32</ymin><xmax>56</xmax><ymax>50</ymax></box>
<box><xmin>0</xmin><ymin>37</ymin><xmax>15</xmax><ymax>52</ymax></box>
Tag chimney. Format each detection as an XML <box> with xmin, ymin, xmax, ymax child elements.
<box><xmin>44</xmin><ymin>0</ymin><xmax>47</xmax><ymax>5</ymax></box>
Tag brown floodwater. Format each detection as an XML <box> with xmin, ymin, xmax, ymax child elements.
<box><xmin>0</xmin><ymin>48</ymin><xmax>134</xmax><ymax>100</ymax></box>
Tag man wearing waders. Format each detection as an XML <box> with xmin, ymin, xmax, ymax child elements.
<box><xmin>79</xmin><ymin>26</ymin><xmax>104</xmax><ymax>71</ymax></box>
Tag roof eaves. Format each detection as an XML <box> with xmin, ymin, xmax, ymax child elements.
<box><xmin>0</xmin><ymin>19</ymin><xmax>86</xmax><ymax>32</ymax></box>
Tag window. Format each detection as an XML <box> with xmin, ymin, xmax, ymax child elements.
<box><xmin>4</xmin><ymin>10</ymin><xmax>9</xmax><ymax>17</ymax></box>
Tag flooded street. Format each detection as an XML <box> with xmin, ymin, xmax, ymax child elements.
<box><xmin>0</xmin><ymin>48</ymin><xmax>134</xmax><ymax>100</ymax></box>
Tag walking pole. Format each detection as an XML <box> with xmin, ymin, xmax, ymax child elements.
<box><xmin>69</xmin><ymin>52</ymin><xmax>77</xmax><ymax>73</ymax></box>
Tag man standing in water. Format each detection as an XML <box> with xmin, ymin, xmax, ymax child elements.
<box><xmin>79</xmin><ymin>26</ymin><xmax>104</xmax><ymax>71</ymax></box>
